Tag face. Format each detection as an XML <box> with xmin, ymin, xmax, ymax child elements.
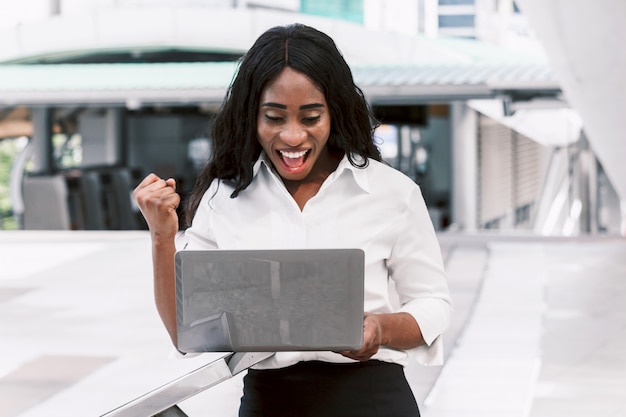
<box><xmin>257</xmin><ymin>67</ymin><xmax>332</xmax><ymax>182</ymax></box>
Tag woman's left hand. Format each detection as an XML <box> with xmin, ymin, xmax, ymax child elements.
<box><xmin>337</xmin><ymin>313</ymin><xmax>383</xmax><ymax>362</ymax></box>
<box><xmin>336</xmin><ymin>311</ymin><xmax>425</xmax><ymax>362</ymax></box>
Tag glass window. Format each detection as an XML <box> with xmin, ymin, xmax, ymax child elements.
<box><xmin>52</xmin><ymin>113</ymin><xmax>83</xmax><ymax>169</ymax></box>
<box><xmin>438</xmin><ymin>0</ymin><xmax>475</xmax><ymax>5</ymax></box>
<box><xmin>301</xmin><ymin>0</ymin><xmax>364</xmax><ymax>24</ymax></box>
<box><xmin>0</xmin><ymin>136</ymin><xmax>30</xmax><ymax>230</ymax></box>
<box><xmin>438</xmin><ymin>14</ymin><xmax>475</xmax><ymax>27</ymax></box>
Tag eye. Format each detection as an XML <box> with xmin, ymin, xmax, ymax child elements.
<box><xmin>302</xmin><ymin>115</ymin><xmax>321</xmax><ymax>125</ymax></box>
<box><xmin>264</xmin><ymin>114</ymin><xmax>283</xmax><ymax>123</ymax></box>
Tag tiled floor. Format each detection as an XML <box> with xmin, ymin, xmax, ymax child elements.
<box><xmin>0</xmin><ymin>231</ymin><xmax>625</xmax><ymax>417</ymax></box>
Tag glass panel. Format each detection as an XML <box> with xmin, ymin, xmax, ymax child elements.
<box><xmin>52</xmin><ymin>111</ymin><xmax>83</xmax><ymax>169</ymax></box>
<box><xmin>438</xmin><ymin>0</ymin><xmax>475</xmax><ymax>5</ymax></box>
<box><xmin>300</xmin><ymin>0</ymin><xmax>364</xmax><ymax>24</ymax></box>
<box><xmin>52</xmin><ymin>132</ymin><xmax>83</xmax><ymax>169</ymax></box>
<box><xmin>438</xmin><ymin>14</ymin><xmax>475</xmax><ymax>27</ymax></box>
<box><xmin>0</xmin><ymin>136</ymin><xmax>30</xmax><ymax>230</ymax></box>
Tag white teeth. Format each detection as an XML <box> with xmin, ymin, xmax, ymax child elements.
<box><xmin>280</xmin><ymin>150</ymin><xmax>308</xmax><ymax>159</ymax></box>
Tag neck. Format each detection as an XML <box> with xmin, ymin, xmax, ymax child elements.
<box><xmin>282</xmin><ymin>148</ymin><xmax>343</xmax><ymax>210</ymax></box>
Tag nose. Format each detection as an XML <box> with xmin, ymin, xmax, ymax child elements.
<box><xmin>280</xmin><ymin>121</ymin><xmax>307</xmax><ymax>146</ymax></box>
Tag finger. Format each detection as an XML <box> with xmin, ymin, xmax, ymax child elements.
<box><xmin>133</xmin><ymin>174</ymin><xmax>163</xmax><ymax>201</ymax></box>
<box><xmin>135</xmin><ymin>186</ymin><xmax>180</xmax><ymax>218</ymax></box>
<box><xmin>135</xmin><ymin>178</ymin><xmax>178</xmax><ymax>203</ymax></box>
<box><xmin>164</xmin><ymin>178</ymin><xmax>177</xmax><ymax>189</ymax></box>
<box><xmin>143</xmin><ymin>178</ymin><xmax>175</xmax><ymax>193</ymax></box>
<box><xmin>135</xmin><ymin>186</ymin><xmax>173</xmax><ymax>208</ymax></box>
<box><xmin>136</xmin><ymin>173</ymin><xmax>162</xmax><ymax>189</ymax></box>
<box><xmin>136</xmin><ymin>175</ymin><xmax>178</xmax><ymax>196</ymax></box>
<box><xmin>146</xmin><ymin>183</ymin><xmax>179</xmax><ymax>199</ymax></box>
<box><xmin>146</xmin><ymin>190</ymin><xmax>181</xmax><ymax>211</ymax></box>
<box><xmin>337</xmin><ymin>342</ymin><xmax>378</xmax><ymax>359</ymax></box>
<box><xmin>338</xmin><ymin>350</ymin><xmax>374</xmax><ymax>362</ymax></box>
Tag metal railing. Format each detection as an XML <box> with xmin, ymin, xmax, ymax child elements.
<box><xmin>101</xmin><ymin>352</ymin><xmax>273</xmax><ymax>417</ymax></box>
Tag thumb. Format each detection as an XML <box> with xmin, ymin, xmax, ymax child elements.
<box><xmin>164</xmin><ymin>178</ymin><xmax>177</xmax><ymax>189</ymax></box>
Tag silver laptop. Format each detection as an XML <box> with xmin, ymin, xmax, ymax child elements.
<box><xmin>174</xmin><ymin>249</ymin><xmax>365</xmax><ymax>353</ymax></box>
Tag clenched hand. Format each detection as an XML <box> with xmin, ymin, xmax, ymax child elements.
<box><xmin>132</xmin><ymin>173</ymin><xmax>181</xmax><ymax>239</ymax></box>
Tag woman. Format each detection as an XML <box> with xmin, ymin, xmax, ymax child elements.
<box><xmin>134</xmin><ymin>23</ymin><xmax>452</xmax><ymax>417</ymax></box>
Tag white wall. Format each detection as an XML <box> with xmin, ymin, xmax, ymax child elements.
<box><xmin>0</xmin><ymin>6</ymin><xmax>451</xmax><ymax>65</ymax></box>
<box><xmin>363</xmin><ymin>0</ymin><xmax>419</xmax><ymax>36</ymax></box>
<box><xmin>516</xmin><ymin>0</ymin><xmax>626</xmax><ymax>234</ymax></box>
<box><xmin>0</xmin><ymin>0</ymin><xmax>49</xmax><ymax>29</ymax></box>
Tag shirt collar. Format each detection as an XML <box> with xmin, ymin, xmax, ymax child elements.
<box><xmin>330</xmin><ymin>153</ymin><xmax>371</xmax><ymax>194</ymax></box>
<box><xmin>252</xmin><ymin>151</ymin><xmax>371</xmax><ymax>194</ymax></box>
<box><xmin>252</xmin><ymin>152</ymin><xmax>269</xmax><ymax>177</ymax></box>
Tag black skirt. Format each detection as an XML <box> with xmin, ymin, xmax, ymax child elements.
<box><xmin>239</xmin><ymin>360</ymin><xmax>420</xmax><ymax>417</ymax></box>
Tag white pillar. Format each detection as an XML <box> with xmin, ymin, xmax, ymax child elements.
<box><xmin>105</xmin><ymin>107</ymin><xmax>124</xmax><ymax>165</ymax></box>
<box><xmin>621</xmin><ymin>200</ymin><xmax>626</xmax><ymax>237</ymax></box>
<box><xmin>451</xmin><ymin>101</ymin><xmax>478</xmax><ymax>231</ymax></box>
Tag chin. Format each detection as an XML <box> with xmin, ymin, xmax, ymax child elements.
<box><xmin>281</xmin><ymin>172</ymin><xmax>306</xmax><ymax>182</ymax></box>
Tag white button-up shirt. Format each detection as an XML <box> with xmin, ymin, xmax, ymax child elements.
<box><xmin>178</xmin><ymin>153</ymin><xmax>452</xmax><ymax>369</ymax></box>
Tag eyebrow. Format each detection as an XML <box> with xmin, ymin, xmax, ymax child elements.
<box><xmin>261</xmin><ymin>102</ymin><xmax>325</xmax><ymax>110</ymax></box>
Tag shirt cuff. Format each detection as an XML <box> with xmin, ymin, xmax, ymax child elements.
<box><xmin>407</xmin><ymin>334</ymin><xmax>444</xmax><ymax>366</ymax></box>
<box><xmin>400</xmin><ymin>298</ymin><xmax>452</xmax><ymax>366</ymax></box>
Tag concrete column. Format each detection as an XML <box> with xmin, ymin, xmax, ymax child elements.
<box><xmin>80</xmin><ymin>108</ymin><xmax>124</xmax><ymax>166</ymax></box>
<box><xmin>621</xmin><ymin>200</ymin><xmax>626</xmax><ymax>237</ymax></box>
<box><xmin>451</xmin><ymin>101</ymin><xmax>478</xmax><ymax>231</ymax></box>
<box><xmin>49</xmin><ymin>0</ymin><xmax>61</xmax><ymax>15</ymax></box>
<box><xmin>578</xmin><ymin>133</ymin><xmax>598</xmax><ymax>234</ymax></box>
<box><xmin>30</xmin><ymin>107</ymin><xmax>53</xmax><ymax>174</ymax></box>
<box><xmin>106</xmin><ymin>108</ymin><xmax>124</xmax><ymax>165</ymax></box>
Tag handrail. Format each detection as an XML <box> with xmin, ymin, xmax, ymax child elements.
<box><xmin>101</xmin><ymin>352</ymin><xmax>274</xmax><ymax>417</ymax></box>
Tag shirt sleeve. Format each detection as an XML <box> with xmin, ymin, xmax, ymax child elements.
<box><xmin>387</xmin><ymin>186</ymin><xmax>453</xmax><ymax>366</ymax></box>
<box><xmin>176</xmin><ymin>183</ymin><xmax>219</xmax><ymax>251</ymax></box>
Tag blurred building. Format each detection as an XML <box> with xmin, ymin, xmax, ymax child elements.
<box><xmin>0</xmin><ymin>0</ymin><xmax>622</xmax><ymax>235</ymax></box>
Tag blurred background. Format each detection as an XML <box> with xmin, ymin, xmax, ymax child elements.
<box><xmin>1</xmin><ymin>0</ymin><xmax>623</xmax><ymax>236</ymax></box>
<box><xmin>0</xmin><ymin>1</ymin><xmax>625</xmax><ymax>417</ymax></box>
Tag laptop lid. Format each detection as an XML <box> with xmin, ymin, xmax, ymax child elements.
<box><xmin>174</xmin><ymin>249</ymin><xmax>365</xmax><ymax>353</ymax></box>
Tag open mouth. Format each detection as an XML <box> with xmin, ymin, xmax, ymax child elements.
<box><xmin>278</xmin><ymin>149</ymin><xmax>310</xmax><ymax>170</ymax></box>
